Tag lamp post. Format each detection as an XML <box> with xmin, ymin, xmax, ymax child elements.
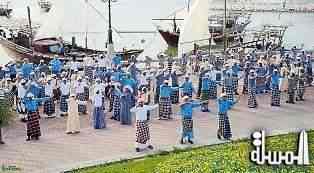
<box><xmin>102</xmin><ymin>0</ymin><xmax>117</xmax><ymax>60</ymax></box>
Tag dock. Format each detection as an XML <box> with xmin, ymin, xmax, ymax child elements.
<box><xmin>210</xmin><ymin>7</ymin><xmax>314</xmax><ymax>14</ymax></box>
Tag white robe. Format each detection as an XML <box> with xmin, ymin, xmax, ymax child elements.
<box><xmin>66</xmin><ymin>98</ymin><xmax>80</xmax><ymax>133</ymax></box>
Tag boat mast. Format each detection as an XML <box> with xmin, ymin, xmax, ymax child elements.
<box><xmin>108</xmin><ymin>0</ymin><xmax>113</xmax><ymax>45</ymax></box>
<box><xmin>223</xmin><ymin>0</ymin><xmax>227</xmax><ymax>53</ymax></box>
<box><xmin>27</xmin><ymin>6</ymin><xmax>33</xmax><ymax>47</ymax></box>
<box><xmin>85</xmin><ymin>0</ymin><xmax>88</xmax><ymax>49</ymax></box>
<box><xmin>106</xmin><ymin>0</ymin><xmax>114</xmax><ymax>60</ymax></box>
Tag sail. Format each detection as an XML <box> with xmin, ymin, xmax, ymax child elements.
<box><xmin>178</xmin><ymin>0</ymin><xmax>211</xmax><ymax>57</ymax></box>
<box><xmin>34</xmin><ymin>0</ymin><xmax>186</xmax><ymax>51</ymax></box>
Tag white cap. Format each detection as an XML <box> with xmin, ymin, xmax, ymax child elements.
<box><xmin>123</xmin><ymin>85</ymin><xmax>134</xmax><ymax>93</ymax></box>
<box><xmin>183</xmin><ymin>95</ymin><xmax>189</xmax><ymax>101</ymax></box>
<box><xmin>27</xmin><ymin>93</ymin><xmax>34</xmax><ymax>98</ymax></box>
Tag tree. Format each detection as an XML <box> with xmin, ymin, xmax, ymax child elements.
<box><xmin>0</xmin><ymin>97</ymin><xmax>15</xmax><ymax>144</ymax></box>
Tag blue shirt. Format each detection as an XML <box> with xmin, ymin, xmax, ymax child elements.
<box><xmin>248</xmin><ymin>76</ymin><xmax>256</xmax><ymax>88</ymax></box>
<box><xmin>180</xmin><ymin>81</ymin><xmax>194</xmax><ymax>94</ymax></box>
<box><xmin>8</xmin><ymin>64</ymin><xmax>17</xmax><ymax>75</ymax></box>
<box><xmin>218</xmin><ymin>98</ymin><xmax>233</xmax><ymax>113</ymax></box>
<box><xmin>121</xmin><ymin>78</ymin><xmax>136</xmax><ymax>90</ymax></box>
<box><xmin>180</xmin><ymin>101</ymin><xmax>201</xmax><ymax>119</ymax></box>
<box><xmin>23</xmin><ymin>98</ymin><xmax>47</xmax><ymax>112</ymax></box>
<box><xmin>232</xmin><ymin>64</ymin><xmax>240</xmax><ymax>76</ymax></box>
<box><xmin>112</xmin><ymin>55</ymin><xmax>122</xmax><ymax>65</ymax></box>
<box><xmin>201</xmin><ymin>78</ymin><xmax>210</xmax><ymax>90</ymax></box>
<box><xmin>271</xmin><ymin>73</ymin><xmax>280</xmax><ymax>87</ymax></box>
<box><xmin>156</xmin><ymin>73</ymin><xmax>164</xmax><ymax>88</ymax></box>
<box><xmin>49</xmin><ymin>58</ymin><xmax>62</xmax><ymax>74</ymax></box>
<box><xmin>21</xmin><ymin>63</ymin><xmax>33</xmax><ymax>78</ymax></box>
<box><xmin>29</xmin><ymin>82</ymin><xmax>41</xmax><ymax>97</ymax></box>
<box><xmin>160</xmin><ymin>84</ymin><xmax>172</xmax><ymax>97</ymax></box>
<box><xmin>112</xmin><ymin>71</ymin><xmax>122</xmax><ymax>82</ymax></box>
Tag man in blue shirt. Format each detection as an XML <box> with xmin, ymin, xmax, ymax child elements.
<box><xmin>180</xmin><ymin>96</ymin><xmax>201</xmax><ymax>144</ymax></box>
<box><xmin>21</xmin><ymin>59</ymin><xmax>33</xmax><ymax>79</ymax></box>
<box><xmin>231</xmin><ymin>63</ymin><xmax>241</xmax><ymax>95</ymax></box>
<box><xmin>112</xmin><ymin>54</ymin><xmax>122</xmax><ymax>67</ymax></box>
<box><xmin>159</xmin><ymin>80</ymin><xmax>173</xmax><ymax>120</ymax></box>
<box><xmin>23</xmin><ymin>93</ymin><xmax>48</xmax><ymax>141</ymax></box>
<box><xmin>217</xmin><ymin>93</ymin><xmax>234</xmax><ymax>140</ymax></box>
<box><xmin>200</xmin><ymin>74</ymin><xmax>211</xmax><ymax>112</ymax></box>
<box><xmin>180</xmin><ymin>76</ymin><xmax>195</xmax><ymax>98</ymax></box>
<box><xmin>270</xmin><ymin>69</ymin><xmax>281</xmax><ymax>106</ymax></box>
<box><xmin>49</xmin><ymin>56</ymin><xmax>62</xmax><ymax>76</ymax></box>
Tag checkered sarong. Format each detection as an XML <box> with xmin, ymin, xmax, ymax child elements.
<box><xmin>60</xmin><ymin>95</ymin><xmax>69</xmax><ymax>113</ymax></box>
<box><xmin>44</xmin><ymin>97</ymin><xmax>55</xmax><ymax>115</ymax></box>
<box><xmin>182</xmin><ymin>119</ymin><xmax>193</xmax><ymax>138</ymax></box>
<box><xmin>224</xmin><ymin>86</ymin><xmax>234</xmax><ymax>102</ymax></box>
<box><xmin>248</xmin><ymin>86</ymin><xmax>257</xmax><ymax>108</ymax></box>
<box><xmin>271</xmin><ymin>85</ymin><xmax>281</xmax><ymax>106</ymax></box>
<box><xmin>113</xmin><ymin>95</ymin><xmax>121</xmax><ymax>119</ymax></box>
<box><xmin>84</xmin><ymin>66</ymin><xmax>94</xmax><ymax>81</ymax></box>
<box><xmin>4</xmin><ymin>91</ymin><xmax>15</xmax><ymax>107</ymax></box>
<box><xmin>84</xmin><ymin>87</ymin><xmax>89</xmax><ymax>100</ymax></box>
<box><xmin>109</xmin><ymin>93</ymin><xmax>114</xmax><ymax>111</ymax></box>
<box><xmin>288</xmin><ymin>90</ymin><xmax>295</xmax><ymax>103</ymax></box>
<box><xmin>53</xmin><ymin>89</ymin><xmax>61</xmax><ymax>101</ymax></box>
<box><xmin>136</xmin><ymin>120</ymin><xmax>150</xmax><ymax>144</ymax></box>
<box><xmin>159</xmin><ymin>97</ymin><xmax>172</xmax><ymax>119</ymax></box>
<box><xmin>217</xmin><ymin>112</ymin><xmax>232</xmax><ymax>139</ymax></box>
<box><xmin>243</xmin><ymin>76</ymin><xmax>248</xmax><ymax>94</ymax></box>
<box><xmin>39</xmin><ymin>86</ymin><xmax>45</xmax><ymax>98</ymax></box>
<box><xmin>297</xmin><ymin>78</ymin><xmax>305</xmax><ymax>99</ymax></box>
<box><xmin>77</xmin><ymin>93</ymin><xmax>87</xmax><ymax>113</ymax></box>
<box><xmin>171</xmin><ymin>88</ymin><xmax>179</xmax><ymax>104</ymax></box>
<box><xmin>208</xmin><ymin>80</ymin><xmax>217</xmax><ymax>99</ymax></box>
<box><xmin>232</xmin><ymin>77</ymin><xmax>238</xmax><ymax>92</ymax></box>
<box><xmin>201</xmin><ymin>90</ymin><xmax>209</xmax><ymax>101</ymax></box>
<box><xmin>26</xmin><ymin>111</ymin><xmax>41</xmax><ymax>138</ymax></box>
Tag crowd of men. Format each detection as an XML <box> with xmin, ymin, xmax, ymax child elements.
<box><xmin>0</xmin><ymin>47</ymin><xmax>312</xmax><ymax>152</ymax></box>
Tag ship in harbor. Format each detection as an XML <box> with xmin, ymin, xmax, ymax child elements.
<box><xmin>156</xmin><ymin>12</ymin><xmax>251</xmax><ymax>48</ymax></box>
<box><xmin>0</xmin><ymin>1</ymin><xmax>12</xmax><ymax>17</ymax></box>
<box><xmin>38</xmin><ymin>0</ymin><xmax>52</xmax><ymax>13</ymax></box>
<box><xmin>0</xmin><ymin>0</ymin><xmax>145</xmax><ymax>64</ymax></box>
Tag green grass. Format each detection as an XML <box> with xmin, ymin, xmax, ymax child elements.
<box><xmin>69</xmin><ymin>131</ymin><xmax>314</xmax><ymax>173</ymax></box>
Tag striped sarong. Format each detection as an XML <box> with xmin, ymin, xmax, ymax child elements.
<box><xmin>26</xmin><ymin>111</ymin><xmax>41</xmax><ymax>138</ymax></box>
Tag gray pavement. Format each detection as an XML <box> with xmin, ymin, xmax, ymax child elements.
<box><xmin>0</xmin><ymin>88</ymin><xmax>314</xmax><ymax>173</ymax></box>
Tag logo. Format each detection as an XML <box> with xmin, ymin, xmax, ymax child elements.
<box><xmin>250</xmin><ymin>130</ymin><xmax>309</xmax><ymax>165</ymax></box>
<box><xmin>1</xmin><ymin>165</ymin><xmax>21</xmax><ymax>172</ymax></box>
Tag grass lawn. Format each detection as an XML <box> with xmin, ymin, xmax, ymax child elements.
<box><xmin>69</xmin><ymin>131</ymin><xmax>314</xmax><ymax>173</ymax></box>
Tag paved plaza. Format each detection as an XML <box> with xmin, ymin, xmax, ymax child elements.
<box><xmin>0</xmin><ymin>88</ymin><xmax>314</xmax><ymax>173</ymax></box>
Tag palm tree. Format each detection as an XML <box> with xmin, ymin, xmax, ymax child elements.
<box><xmin>0</xmin><ymin>97</ymin><xmax>15</xmax><ymax>144</ymax></box>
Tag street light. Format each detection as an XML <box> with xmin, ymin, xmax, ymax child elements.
<box><xmin>102</xmin><ymin>0</ymin><xmax>117</xmax><ymax>59</ymax></box>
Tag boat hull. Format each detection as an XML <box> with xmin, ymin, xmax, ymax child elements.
<box><xmin>158</xmin><ymin>30</ymin><xmax>239</xmax><ymax>47</ymax></box>
<box><xmin>158</xmin><ymin>30</ymin><xmax>179</xmax><ymax>48</ymax></box>
<box><xmin>0</xmin><ymin>8</ymin><xmax>12</xmax><ymax>17</ymax></box>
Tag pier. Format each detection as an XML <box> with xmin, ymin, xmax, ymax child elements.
<box><xmin>210</xmin><ymin>7</ymin><xmax>314</xmax><ymax>14</ymax></box>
